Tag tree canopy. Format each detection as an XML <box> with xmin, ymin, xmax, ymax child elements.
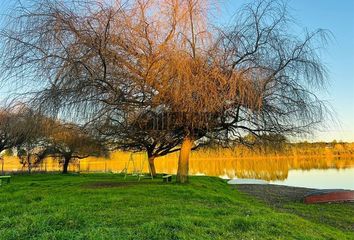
<box><xmin>0</xmin><ymin>0</ymin><xmax>330</xmax><ymax>182</ymax></box>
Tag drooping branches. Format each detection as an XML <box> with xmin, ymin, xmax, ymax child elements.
<box><xmin>0</xmin><ymin>106</ymin><xmax>42</xmax><ymax>154</ymax></box>
<box><xmin>0</xmin><ymin>0</ymin><xmax>330</xmax><ymax>182</ymax></box>
<box><xmin>211</xmin><ymin>0</ymin><xmax>330</xmax><ymax>141</ymax></box>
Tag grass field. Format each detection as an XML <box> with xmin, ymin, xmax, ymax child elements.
<box><xmin>0</xmin><ymin>174</ymin><xmax>353</xmax><ymax>240</ymax></box>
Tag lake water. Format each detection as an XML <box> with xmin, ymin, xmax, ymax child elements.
<box><xmin>269</xmin><ymin>168</ymin><xmax>354</xmax><ymax>190</ymax></box>
<box><xmin>3</xmin><ymin>152</ymin><xmax>354</xmax><ymax>190</ymax></box>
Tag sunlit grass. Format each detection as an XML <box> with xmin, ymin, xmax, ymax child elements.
<box><xmin>0</xmin><ymin>174</ymin><xmax>353</xmax><ymax>240</ymax></box>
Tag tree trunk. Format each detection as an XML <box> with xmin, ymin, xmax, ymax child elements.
<box><xmin>62</xmin><ymin>156</ymin><xmax>71</xmax><ymax>174</ymax></box>
<box><xmin>27</xmin><ymin>155</ymin><xmax>31</xmax><ymax>174</ymax></box>
<box><xmin>176</xmin><ymin>136</ymin><xmax>194</xmax><ymax>183</ymax></box>
<box><xmin>148</xmin><ymin>155</ymin><xmax>156</xmax><ymax>177</ymax></box>
<box><xmin>1</xmin><ymin>157</ymin><xmax>4</xmax><ymax>175</ymax></box>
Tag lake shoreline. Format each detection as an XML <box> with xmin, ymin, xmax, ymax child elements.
<box><xmin>234</xmin><ymin>184</ymin><xmax>354</xmax><ymax>232</ymax></box>
<box><xmin>234</xmin><ymin>183</ymin><xmax>354</xmax><ymax>206</ymax></box>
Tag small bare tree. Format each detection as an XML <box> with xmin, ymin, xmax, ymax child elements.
<box><xmin>0</xmin><ymin>105</ymin><xmax>50</xmax><ymax>173</ymax></box>
<box><xmin>48</xmin><ymin>123</ymin><xmax>108</xmax><ymax>174</ymax></box>
<box><xmin>13</xmin><ymin>107</ymin><xmax>50</xmax><ymax>173</ymax></box>
<box><xmin>0</xmin><ymin>107</ymin><xmax>31</xmax><ymax>154</ymax></box>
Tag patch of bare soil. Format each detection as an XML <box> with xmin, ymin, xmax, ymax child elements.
<box><xmin>83</xmin><ymin>181</ymin><xmax>164</xmax><ymax>189</ymax></box>
<box><xmin>234</xmin><ymin>184</ymin><xmax>354</xmax><ymax>232</ymax></box>
<box><xmin>233</xmin><ymin>184</ymin><xmax>315</xmax><ymax>206</ymax></box>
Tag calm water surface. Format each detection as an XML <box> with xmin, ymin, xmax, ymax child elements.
<box><xmin>3</xmin><ymin>153</ymin><xmax>354</xmax><ymax>190</ymax></box>
<box><xmin>269</xmin><ymin>168</ymin><xmax>354</xmax><ymax>190</ymax></box>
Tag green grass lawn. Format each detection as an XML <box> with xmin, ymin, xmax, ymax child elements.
<box><xmin>0</xmin><ymin>174</ymin><xmax>353</xmax><ymax>240</ymax></box>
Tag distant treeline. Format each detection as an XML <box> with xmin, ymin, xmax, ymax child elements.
<box><xmin>191</xmin><ymin>141</ymin><xmax>354</xmax><ymax>158</ymax></box>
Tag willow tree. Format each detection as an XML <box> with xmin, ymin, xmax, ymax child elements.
<box><xmin>0</xmin><ymin>0</ymin><xmax>213</xmax><ymax>178</ymax></box>
<box><xmin>1</xmin><ymin>0</ymin><xmax>329</xmax><ymax>183</ymax></box>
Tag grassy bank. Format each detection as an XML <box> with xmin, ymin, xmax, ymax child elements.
<box><xmin>0</xmin><ymin>174</ymin><xmax>353</xmax><ymax>240</ymax></box>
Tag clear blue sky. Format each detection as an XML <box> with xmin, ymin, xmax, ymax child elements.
<box><xmin>0</xmin><ymin>0</ymin><xmax>353</xmax><ymax>142</ymax></box>
<box><xmin>218</xmin><ymin>0</ymin><xmax>354</xmax><ymax>142</ymax></box>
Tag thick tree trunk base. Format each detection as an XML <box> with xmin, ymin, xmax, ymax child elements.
<box><xmin>148</xmin><ymin>156</ymin><xmax>157</xmax><ymax>177</ymax></box>
<box><xmin>176</xmin><ymin>136</ymin><xmax>193</xmax><ymax>183</ymax></box>
<box><xmin>1</xmin><ymin>157</ymin><xmax>4</xmax><ymax>175</ymax></box>
<box><xmin>62</xmin><ymin>157</ymin><xmax>70</xmax><ymax>174</ymax></box>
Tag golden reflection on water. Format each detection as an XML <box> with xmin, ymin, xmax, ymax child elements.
<box><xmin>2</xmin><ymin>144</ymin><xmax>354</xmax><ymax>181</ymax></box>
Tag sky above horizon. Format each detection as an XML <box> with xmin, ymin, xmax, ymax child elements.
<box><xmin>0</xmin><ymin>0</ymin><xmax>353</xmax><ymax>142</ymax></box>
<box><xmin>217</xmin><ymin>0</ymin><xmax>354</xmax><ymax>142</ymax></box>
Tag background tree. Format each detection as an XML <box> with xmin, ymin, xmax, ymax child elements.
<box><xmin>0</xmin><ymin>0</ymin><xmax>330</xmax><ymax>182</ymax></box>
<box><xmin>14</xmin><ymin>107</ymin><xmax>50</xmax><ymax>173</ymax></box>
<box><xmin>0</xmin><ymin>105</ymin><xmax>50</xmax><ymax>173</ymax></box>
<box><xmin>0</xmin><ymin>108</ymin><xmax>30</xmax><ymax>154</ymax></box>
<box><xmin>17</xmin><ymin>145</ymin><xmax>49</xmax><ymax>173</ymax></box>
<box><xmin>48</xmin><ymin>123</ymin><xmax>108</xmax><ymax>174</ymax></box>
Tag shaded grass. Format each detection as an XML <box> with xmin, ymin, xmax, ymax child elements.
<box><xmin>0</xmin><ymin>174</ymin><xmax>353</xmax><ymax>240</ymax></box>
